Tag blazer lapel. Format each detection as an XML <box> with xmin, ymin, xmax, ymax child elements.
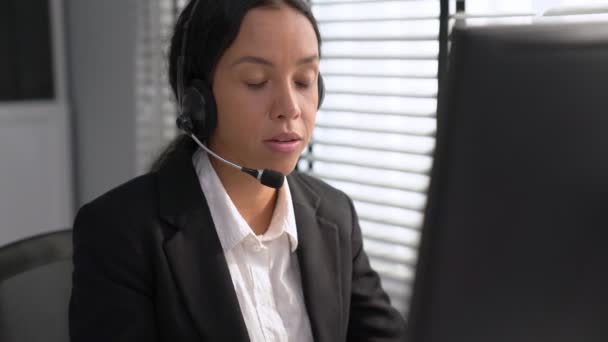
<box><xmin>289</xmin><ymin>175</ymin><xmax>343</xmax><ymax>342</ymax></box>
<box><xmin>157</xmin><ymin>149</ymin><xmax>249</xmax><ymax>342</ymax></box>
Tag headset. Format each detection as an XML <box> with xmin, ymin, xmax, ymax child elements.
<box><xmin>175</xmin><ymin>0</ymin><xmax>325</xmax><ymax>189</ymax></box>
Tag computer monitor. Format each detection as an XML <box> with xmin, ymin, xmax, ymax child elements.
<box><xmin>407</xmin><ymin>21</ymin><xmax>608</xmax><ymax>342</ymax></box>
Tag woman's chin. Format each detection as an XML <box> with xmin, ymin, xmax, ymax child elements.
<box><xmin>271</xmin><ymin>162</ymin><xmax>299</xmax><ymax>176</ymax></box>
<box><xmin>261</xmin><ymin>156</ymin><xmax>300</xmax><ymax>176</ymax></box>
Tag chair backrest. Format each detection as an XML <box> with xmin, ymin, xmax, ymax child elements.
<box><xmin>0</xmin><ymin>229</ymin><xmax>72</xmax><ymax>342</ymax></box>
<box><xmin>406</xmin><ymin>22</ymin><xmax>608</xmax><ymax>342</ymax></box>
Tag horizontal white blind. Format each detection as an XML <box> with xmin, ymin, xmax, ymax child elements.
<box><xmin>308</xmin><ymin>0</ymin><xmax>441</xmax><ymax>317</ymax></box>
<box><xmin>134</xmin><ymin>0</ymin><xmax>178</xmax><ymax>174</ymax></box>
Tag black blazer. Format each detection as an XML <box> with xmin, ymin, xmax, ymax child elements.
<box><xmin>69</xmin><ymin>148</ymin><xmax>406</xmax><ymax>342</ymax></box>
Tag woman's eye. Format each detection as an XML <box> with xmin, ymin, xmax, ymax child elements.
<box><xmin>246</xmin><ymin>81</ymin><xmax>267</xmax><ymax>90</ymax></box>
<box><xmin>296</xmin><ymin>81</ymin><xmax>311</xmax><ymax>89</ymax></box>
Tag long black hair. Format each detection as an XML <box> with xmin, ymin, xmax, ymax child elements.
<box><xmin>149</xmin><ymin>0</ymin><xmax>322</xmax><ymax>172</ymax></box>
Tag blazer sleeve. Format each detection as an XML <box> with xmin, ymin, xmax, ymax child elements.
<box><xmin>69</xmin><ymin>203</ymin><xmax>157</xmax><ymax>342</ymax></box>
<box><xmin>346</xmin><ymin>196</ymin><xmax>407</xmax><ymax>341</ymax></box>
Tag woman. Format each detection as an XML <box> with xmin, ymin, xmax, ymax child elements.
<box><xmin>69</xmin><ymin>0</ymin><xmax>406</xmax><ymax>341</ymax></box>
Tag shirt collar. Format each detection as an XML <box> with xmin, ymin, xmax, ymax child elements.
<box><xmin>192</xmin><ymin>149</ymin><xmax>299</xmax><ymax>253</ymax></box>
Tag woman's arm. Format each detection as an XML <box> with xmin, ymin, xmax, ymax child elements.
<box><xmin>69</xmin><ymin>203</ymin><xmax>157</xmax><ymax>342</ymax></box>
<box><xmin>346</xmin><ymin>197</ymin><xmax>407</xmax><ymax>341</ymax></box>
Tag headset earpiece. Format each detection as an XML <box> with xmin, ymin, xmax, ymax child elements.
<box><xmin>317</xmin><ymin>73</ymin><xmax>325</xmax><ymax>109</ymax></box>
<box><xmin>180</xmin><ymin>79</ymin><xmax>217</xmax><ymax>139</ymax></box>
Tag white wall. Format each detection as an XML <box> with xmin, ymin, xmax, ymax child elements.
<box><xmin>65</xmin><ymin>0</ymin><xmax>138</xmax><ymax>206</ymax></box>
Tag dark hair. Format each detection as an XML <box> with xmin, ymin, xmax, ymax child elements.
<box><xmin>149</xmin><ymin>0</ymin><xmax>322</xmax><ymax>172</ymax></box>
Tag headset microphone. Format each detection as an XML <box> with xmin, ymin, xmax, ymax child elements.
<box><xmin>176</xmin><ymin>115</ymin><xmax>285</xmax><ymax>189</ymax></box>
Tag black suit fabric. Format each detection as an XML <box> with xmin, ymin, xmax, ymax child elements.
<box><xmin>69</xmin><ymin>149</ymin><xmax>406</xmax><ymax>341</ymax></box>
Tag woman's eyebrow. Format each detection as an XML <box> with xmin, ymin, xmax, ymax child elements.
<box><xmin>231</xmin><ymin>54</ymin><xmax>319</xmax><ymax>68</ymax></box>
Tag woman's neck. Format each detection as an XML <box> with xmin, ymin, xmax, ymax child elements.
<box><xmin>209</xmin><ymin>157</ymin><xmax>278</xmax><ymax>236</ymax></box>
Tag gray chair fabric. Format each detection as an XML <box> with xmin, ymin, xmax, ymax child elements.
<box><xmin>0</xmin><ymin>230</ymin><xmax>72</xmax><ymax>342</ymax></box>
<box><xmin>407</xmin><ymin>22</ymin><xmax>608</xmax><ymax>342</ymax></box>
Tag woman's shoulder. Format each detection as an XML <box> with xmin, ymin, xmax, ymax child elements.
<box><xmin>72</xmin><ymin>172</ymin><xmax>162</xmax><ymax>282</ymax></box>
<box><xmin>73</xmin><ymin>171</ymin><xmax>162</xmax><ymax>243</ymax></box>
<box><xmin>80</xmin><ymin>172</ymin><xmax>159</xmax><ymax>217</ymax></box>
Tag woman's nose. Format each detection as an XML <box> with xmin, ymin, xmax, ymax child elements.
<box><xmin>269</xmin><ymin>82</ymin><xmax>301</xmax><ymax>120</ymax></box>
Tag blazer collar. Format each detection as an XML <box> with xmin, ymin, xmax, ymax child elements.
<box><xmin>157</xmin><ymin>147</ymin><xmax>342</xmax><ymax>342</ymax></box>
<box><xmin>289</xmin><ymin>175</ymin><xmax>343</xmax><ymax>342</ymax></box>
<box><xmin>157</xmin><ymin>148</ymin><xmax>250</xmax><ymax>341</ymax></box>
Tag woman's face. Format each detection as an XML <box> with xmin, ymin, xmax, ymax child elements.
<box><xmin>209</xmin><ymin>4</ymin><xmax>320</xmax><ymax>176</ymax></box>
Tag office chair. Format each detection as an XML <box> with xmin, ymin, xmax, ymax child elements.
<box><xmin>406</xmin><ymin>22</ymin><xmax>608</xmax><ymax>342</ymax></box>
<box><xmin>0</xmin><ymin>229</ymin><xmax>72</xmax><ymax>342</ymax></box>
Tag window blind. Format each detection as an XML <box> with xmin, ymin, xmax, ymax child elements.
<box><xmin>306</xmin><ymin>0</ymin><xmax>442</xmax><ymax>316</ymax></box>
<box><xmin>134</xmin><ymin>0</ymin><xmax>179</xmax><ymax>174</ymax></box>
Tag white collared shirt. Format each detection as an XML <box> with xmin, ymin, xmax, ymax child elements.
<box><xmin>193</xmin><ymin>149</ymin><xmax>314</xmax><ymax>342</ymax></box>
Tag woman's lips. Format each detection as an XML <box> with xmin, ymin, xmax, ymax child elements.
<box><xmin>264</xmin><ymin>132</ymin><xmax>303</xmax><ymax>153</ymax></box>
<box><xmin>264</xmin><ymin>139</ymin><xmax>302</xmax><ymax>153</ymax></box>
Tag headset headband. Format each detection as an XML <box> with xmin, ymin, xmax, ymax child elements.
<box><xmin>177</xmin><ymin>0</ymin><xmax>201</xmax><ymax>111</ymax></box>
